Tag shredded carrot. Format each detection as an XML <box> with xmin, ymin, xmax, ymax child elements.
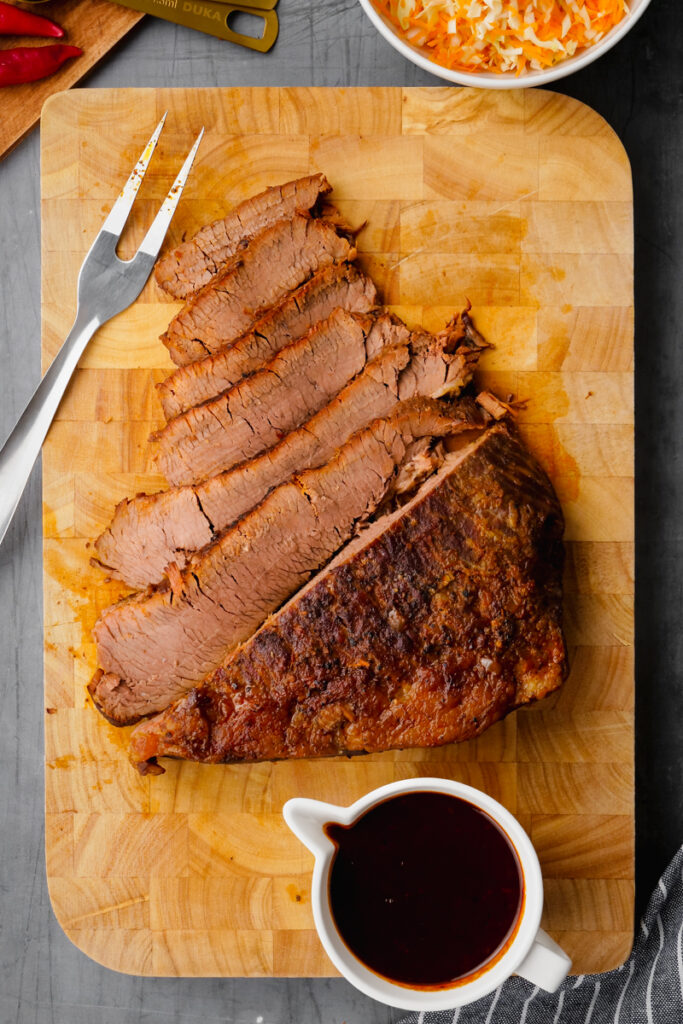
<box><xmin>372</xmin><ymin>0</ymin><xmax>628</xmax><ymax>75</ymax></box>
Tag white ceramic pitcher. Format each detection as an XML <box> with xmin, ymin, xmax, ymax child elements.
<box><xmin>284</xmin><ymin>777</ymin><xmax>572</xmax><ymax>1011</ymax></box>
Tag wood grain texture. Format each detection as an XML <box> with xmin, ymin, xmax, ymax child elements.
<box><xmin>0</xmin><ymin>1</ymin><xmax>143</xmax><ymax>161</ymax></box>
<box><xmin>41</xmin><ymin>86</ymin><xmax>634</xmax><ymax>979</ymax></box>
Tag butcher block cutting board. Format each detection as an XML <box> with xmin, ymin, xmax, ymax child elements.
<box><xmin>41</xmin><ymin>87</ymin><xmax>634</xmax><ymax>978</ymax></box>
<box><xmin>0</xmin><ymin>1</ymin><xmax>142</xmax><ymax>161</ymax></box>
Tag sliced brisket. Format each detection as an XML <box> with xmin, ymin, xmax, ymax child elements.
<box><xmin>128</xmin><ymin>425</ymin><xmax>566</xmax><ymax>773</ymax></box>
<box><xmin>154</xmin><ymin>174</ymin><xmax>332</xmax><ymax>300</ymax></box>
<box><xmin>89</xmin><ymin>400</ymin><xmax>472</xmax><ymax>725</ymax></box>
<box><xmin>94</xmin><ymin>313</ymin><xmax>487</xmax><ymax>589</ymax></box>
<box><xmin>157</xmin><ymin>264</ymin><xmax>376</xmax><ymax>420</ymax></box>
<box><xmin>153</xmin><ymin>310</ymin><xmax>410</xmax><ymax>487</ymax></box>
<box><xmin>162</xmin><ymin>215</ymin><xmax>354</xmax><ymax>365</ymax></box>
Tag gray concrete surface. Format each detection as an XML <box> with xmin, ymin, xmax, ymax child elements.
<box><xmin>0</xmin><ymin>1</ymin><xmax>680</xmax><ymax>1021</ymax></box>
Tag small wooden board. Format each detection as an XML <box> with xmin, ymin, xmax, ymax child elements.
<box><xmin>42</xmin><ymin>87</ymin><xmax>634</xmax><ymax>978</ymax></box>
<box><xmin>0</xmin><ymin>1</ymin><xmax>142</xmax><ymax>161</ymax></box>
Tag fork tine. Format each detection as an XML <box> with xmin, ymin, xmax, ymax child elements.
<box><xmin>137</xmin><ymin>128</ymin><xmax>205</xmax><ymax>259</ymax></box>
<box><xmin>100</xmin><ymin>113</ymin><xmax>167</xmax><ymax>239</ymax></box>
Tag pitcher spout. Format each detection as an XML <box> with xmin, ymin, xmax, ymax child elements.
<box><xmin>283</xmin><ymin>797</ymin><xmax>343</xmax><ymax>857</ymax></box>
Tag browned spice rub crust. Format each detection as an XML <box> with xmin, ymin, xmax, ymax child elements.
<box><xmin>130</xmin><ymin>425</ymin><xmax>567</xmax><ymax>774</ymax></box>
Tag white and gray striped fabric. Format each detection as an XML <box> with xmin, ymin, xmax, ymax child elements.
<box><xmin>398</xmin><ymin>845</ymin><xmax>683</xmax><ymax>1024</ymax></box>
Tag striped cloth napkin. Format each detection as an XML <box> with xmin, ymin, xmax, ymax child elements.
<box><xmin>398</xmin><ymin>845</ymin><xmax>683</xmax><ymax>1024</ymax></box>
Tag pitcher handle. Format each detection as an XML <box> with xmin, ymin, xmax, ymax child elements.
<box><xmin>516</xmin><ymin>928</ymin><xmax>572</xmax><ymax>992</ymax></box>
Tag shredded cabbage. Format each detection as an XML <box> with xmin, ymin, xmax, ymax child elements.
<box><xmin>372</xmin><ymin>0</ymin><xmax>628</xmax><ymax>74</ymax></box>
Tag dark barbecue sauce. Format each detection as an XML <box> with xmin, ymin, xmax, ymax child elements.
<box><xmin>325</xmin><ymin>791</ymin><xmax>523</xmax><ymax>989</ymax></box>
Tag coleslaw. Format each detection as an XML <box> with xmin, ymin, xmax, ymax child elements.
<box><xmin>371</xmin><ymin>0</ymin><xmax>629</xmax><ymax>74</ymax></box>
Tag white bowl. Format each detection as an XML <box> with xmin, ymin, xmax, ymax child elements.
<box><xmin>357</xmin><ymin>0</ymin><xmax>652</xmax><ymax>89</ymax></box>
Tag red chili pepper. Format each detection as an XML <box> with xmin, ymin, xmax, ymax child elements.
<box><xmin>0</xmin><ymin>44</ymin><xmax>82</xmax><ymax>86</ymax></box>
<box><xmin>0</xmin><ymin>1</ymin><xmax>64</xmax><ymax>38</ymax></box>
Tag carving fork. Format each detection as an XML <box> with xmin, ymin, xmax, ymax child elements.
<box><xmin>0</xmin><ymin>116</ymin><xmax>204</xmax><ymax>547</ymax></box>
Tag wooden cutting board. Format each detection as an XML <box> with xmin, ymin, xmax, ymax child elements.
<box><xmin>0</xmin><ymin>1</ymin><xmax>142</xmax><ymax>161</ymax></box>
<box><xmin>41</xmin><ymin>87</ymin><xmax>634</xmax><ymax>978</ymax></box>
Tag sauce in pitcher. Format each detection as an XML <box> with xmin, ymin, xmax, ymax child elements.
<box><xmin>325</xmin><ymin>790</ymin><xmax>523</xmax><ymax>989</ymax></box>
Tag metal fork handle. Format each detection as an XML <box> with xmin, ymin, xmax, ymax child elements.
<box><xmin>0</xmin><ymin>309</ymin><xmax>100</xmax><ymax>547</ymax></box>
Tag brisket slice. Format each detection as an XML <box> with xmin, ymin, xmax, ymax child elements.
<box><xmin>152</xmin><ymin>310</ymin><xmax>410</xmax><ymax>487</ymax></box>
<box><xmin>94</xmin><ymin>312</ymin><xmax>487</xmax><ymax>590</ymax></box>
<box><xmin>129</xmin><ymin>425</ymin><xmax>566</xmax><ymax>774</ymax></box>
<box><xmin>89</xmin><ymin>400</ymin><xmax>472</xmax><ymax>725</ymax></box>
<box><xmin>94</xmin><ymin>345</ymin><xmax>409</xmax><ymax>590</ymax></box>
<box><xmin>162</xmin><ymin>215</ymin><xmax>354</xmax><ymax>365</ymax></box>
<box><xmin>157</xmin><ymin>264</ymin><xmax>376</xmax><ymax>420</ymax></box>
<box><xmin>154</xmin><ymin>174</ymin><xmax>332</xmax><ymax>300</ymax></box>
